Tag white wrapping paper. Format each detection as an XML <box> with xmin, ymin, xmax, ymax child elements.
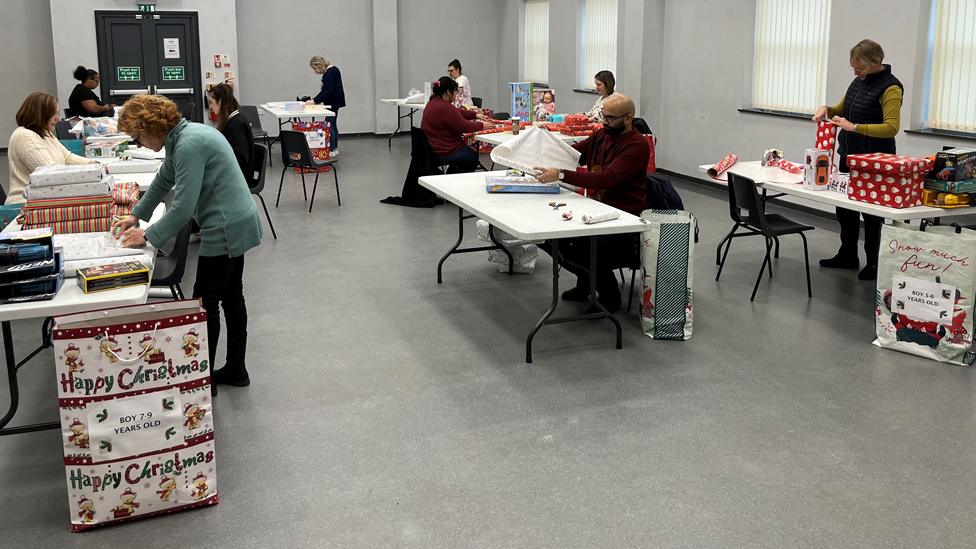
<box><xmin>489</xmin><ymin>126</ymin><xmax>581</xmax><ymax>175</ymax></box>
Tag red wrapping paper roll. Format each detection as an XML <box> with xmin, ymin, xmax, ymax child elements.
<box><xmin>777</xmin><ymin>160</ymin><xmax>803</xmax><ymax>174</ymax></box>
<box><xmin>707</xmin><ymin>153</ymin><xmax>738</xmax><ymax>178</ymax></box>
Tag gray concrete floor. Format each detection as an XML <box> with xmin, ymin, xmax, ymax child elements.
<box><xmin>1</xmin><ymin>138</ymin><xmax>975</xmax><ymax>548</ymax></box>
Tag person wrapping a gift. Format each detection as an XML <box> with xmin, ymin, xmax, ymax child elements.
<box><xmin>420</xmin><ymin>76</ymin><xmax>494</xmax><ymax>174</ymax></box>
<box><xmin>532</xmin><ymin>94</ymin><xmax>650</xmax><ymax>313</ymax></box>
<box><xmin>812</xmin><ymin>39</ymin><xmax>903</xmax><ymax>282</ymax></box>
<box><xmin>111</xmin><ymin>94</ymin><xmax>262</xmax><ymax>392</ymax></box>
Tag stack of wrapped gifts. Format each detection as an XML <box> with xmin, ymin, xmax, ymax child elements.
<box><xmin>22</xmin><ymin>165</ymin><xmax>140</xmax><ymax>234</ymax></box>
<box><xmin>0</xmin><ymin>228</ymin><xmax>63</xmax><ymax>303</ymax></box>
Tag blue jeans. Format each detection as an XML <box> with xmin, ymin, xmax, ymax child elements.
<box><xmin>435</xmin><ymin>144</ymin><xmax>479</xmax><ymax>173</ymax></box>
<box><xmin>326</xmin><ymin>115</ymin><xmax>338</xmax><ymax>151</ymax></box>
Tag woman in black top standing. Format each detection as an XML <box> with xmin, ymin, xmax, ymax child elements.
<box><xmin>209</xmin><ymin>83</ymin><xmax>254</xmax><ymax>180</ymax></box>
<box><xmin>67</xmin><ymin>66</ymin><xmax>114</xmax><ymax>117</ymax></box>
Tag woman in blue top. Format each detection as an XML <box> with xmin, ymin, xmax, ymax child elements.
<box><xmin>307</xmin><ymin>55</ymin><xmax>346</xmax><ymax>157</ymax></box>
<box><xmin>113</xmin><ymin>94</ymin><xmax>262</xmax><ymax>391</ymax></box>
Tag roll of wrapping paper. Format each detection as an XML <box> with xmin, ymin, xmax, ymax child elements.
<box><xmin>581</xmin><ymin>211</ymin><xmax>621</xmax><ymax>224</ymax></box>
<box><xmin>707</xmin><ymin>153</ymin><xmax>738</xmax><ymax>178</ymax></box>
<box><xmin>776</xmin><ymin>160</ymin><xmax>803</xmax><ymax>174</ymax></box>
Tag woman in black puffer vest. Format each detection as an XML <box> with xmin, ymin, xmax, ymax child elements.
<box><xmin>813</xmin><ymin>39</ymin><xmax>903</xmax><ymax>281</ymax></box>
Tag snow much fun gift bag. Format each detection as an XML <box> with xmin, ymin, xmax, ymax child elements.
<box><xmin>53</xmin><ymin>300</ymin><xmax>218</xmax><ymax>532</ymax></box>
<box><xmin>875</xmin><ymin>223</ymin><xmax>976</xmax><ymax>365</ymax></box>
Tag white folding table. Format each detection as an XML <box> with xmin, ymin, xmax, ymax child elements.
<box><xmin>420</xmin><ymin>171</ymin><xmax>648</xmax><ymax>363</ymax></box>
<box><xmin>379</xmin><ymin>99</ymin><xmax>426</xmax><ymax>148</ymax></box>
<box><xmin>0</xmin><ymin>205</ymin><xmax>165</xmax><ymax>436</ymax></box>
<box><xmin>260</xmin><ymin>102</ymin><xmax>335</xmax><ymax>150</ymax></box>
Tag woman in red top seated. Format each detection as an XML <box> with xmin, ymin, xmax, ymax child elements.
<box><xmin>420</xmin><ymin>76</ymin><xmax>493</xmax><ymax>173</ymax></box>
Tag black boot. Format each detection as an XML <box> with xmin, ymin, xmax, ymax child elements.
<box><xmin>819</xmin><ymin>254</ymin><xmax>859</xmax><ymax>269</ymax></box>
<box><xmin>857</xmin><ymin>264</ymin><xmax>877</xmax><ymax>281</ymax></box>
<box><xmin>213</xmin><ymin>366</ymin><xmax>251</xmax><ymax>387</ymax></box>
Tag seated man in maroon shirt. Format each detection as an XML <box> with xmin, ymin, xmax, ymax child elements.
<box><xmin>534</xmin><ymin>94</ymin><xmax>650</xmax><ymax>313</ymax></box>
<box><xmin>421</xmin><ymin>76</ymin><xmax>494</xmax><ymax>173</ymax></box>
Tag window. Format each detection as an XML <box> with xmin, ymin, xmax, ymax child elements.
<box><xmin>523</xmin><ymin>0</ymin><xmax>549</xmax><ymax>83</ymax></box>
<box><xmin>579</xmin><ymin>0</ymin><xmax>617</xmax><ymax>89</ymax></box>
<box><xmin>751</xmin><ymin>0</ymin><xmax>831</xmax><ymax>114</ymax></box>
<box><xmin>924</xmin><ymin>0</ymin><xmax>976</xmax><ymax>134</ymax></box>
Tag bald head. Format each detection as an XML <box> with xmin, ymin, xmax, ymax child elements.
<box><xmin>600</xmin><ymin>93</ymin><xmax>636</xmax><ymax>133</ymax></box>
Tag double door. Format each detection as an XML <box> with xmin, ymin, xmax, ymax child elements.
<box><xmin>95</xmin><ymin>11</ymin><xmax>203</xmax><ymax>122</ymax></box>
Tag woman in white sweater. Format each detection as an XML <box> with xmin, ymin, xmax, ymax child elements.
<box><xmin>585</xmin><ymin>70</ymin><xmax>620</xmax><ymax>123</ymax></box>
<box><xmin>6</xmin><ymin>92</ymin><xmax>94</xmax><ymax>204</ymax></box>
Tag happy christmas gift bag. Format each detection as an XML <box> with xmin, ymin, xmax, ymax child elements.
<box><xmin>640</xmin><ymin>210</ymin><xmax>697</xmax><ymax>340</ymax></box>
<box><xmin>875</xmin><ymin>223</ymin><xmax>976</xmax><ymax>365</ymax></box>
<box><xmin>52</xmin><ymin>300</ymin><xmax>218</xmax><ymax>532</ymax></box>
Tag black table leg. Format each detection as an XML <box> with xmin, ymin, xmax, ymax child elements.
<box><xmin>0</xmin><ymin>320</ymin><xmax>59</xmax><ymax>436</ymax></box>
<box><xmin>525</xmin><ymin>236</ymin><xmax>623</xmax><ymax>363</ymax></box>
<box><xmin>437</xmin><ymin>206</ymin><xmax>515</xmax><ymax>283</ymax></box>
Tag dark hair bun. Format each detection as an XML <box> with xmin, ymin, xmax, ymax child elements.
<box><xmin>432</xmin><ymin>80</ymin><xmax>441</xmax><ymax>92</ymax></box>
<box><xmin>73</xmin><ymin>66</ymin><xmax>88</xmax><ymax>81</ymax></box>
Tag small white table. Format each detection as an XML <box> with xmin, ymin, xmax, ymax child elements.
<box><xmin>420</xmin><ymin>171</ymin><xmax>648</xmax><ymax>363</ymax></box>
<box><xmin>260</xmin><ymin>102</ymin><xmax>335</xmax><ymax>150</ymax></box>
<box><xmin>0</xmin><ymin>206</ymin><xmax>164</xmax><ymax>436</ymax></box>
<box><xmin>379</xmin><ymin>99</ymin><xmax>427</xmax><ymax>148</ymax></box>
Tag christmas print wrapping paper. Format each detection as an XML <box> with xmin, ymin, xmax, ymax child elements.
<box><xmin>848</xmin><ymin>169</ymin><xmax>925</xmax><ymax>208</ymax></box>
<box><xmin>706</xmin><ymin>153</ymin><xmax>738</xmax><ymax>179</ymax></box>
<box><xmin>876</xmin><ymin>223</ymin><xmax>976</xmax><ymax>365</ymax></box>
<box><xmin>52</xmin><ymin>300</ymin><xmax>218</xmax><ymax>531</ymax></box>
<box><xmin>814</xmin><ymin>120</ymin><xmax>836</xmax><ymax>168</ymax></box>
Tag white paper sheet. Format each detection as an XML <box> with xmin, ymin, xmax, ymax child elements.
<box><xmin>489</xmin><ymin>126</ymin><xmax>581</xmax><ymax>175</ymax></box>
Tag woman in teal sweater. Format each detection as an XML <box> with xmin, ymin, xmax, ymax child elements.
<box><xmin>113</xmin><ymin>94</ymin><xmax>262</xmax><ymax>390</ymax></box>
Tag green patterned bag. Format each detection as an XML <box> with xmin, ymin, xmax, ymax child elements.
<box><xmin>640</xmin><ymin>210</ymin><xmax>696</xmax><ymax>340</ymax></box>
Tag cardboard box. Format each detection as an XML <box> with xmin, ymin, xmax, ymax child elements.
<box><xmin>924</xmin><ymin>177</ymin><xmax>976</xmax><ymax>194</ymax></box>
<box><xmin>931</xmin><ymin>148</ymin><xmax>976</xmax><ymax>182</ymax></box>
<box><xmin>847</xmin><ymin>170</ymin><xmax>924</xmax><ymax>208</ymax></box>
<box><xmin>846</xmin><ymin>153</ymin><xmax>933</xmax><ymax>176</ymax></box>
<box><xmin>803</xmin><ymin>149</ymin><xmax>831</xmax><ymax>190</ymax></box>
<box><xmin>76</xmin><ymin>260</ymin><xmax>150</xmax><ymax>293</ymax></box>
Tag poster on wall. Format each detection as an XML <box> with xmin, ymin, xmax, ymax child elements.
<box><xmin>53</xmin><ymin>300</ymin><xmax>219</xmax><ymax>532</ymax></box>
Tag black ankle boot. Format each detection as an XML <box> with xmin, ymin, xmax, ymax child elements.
<box><xmin>857</xmin><ymin>265</ymin><xmax>877</xmax><ymax>281</ymax></box>
<box><xmin>819</xmin><ymin>254</ymin><xmax>859</xmax><ymax>269</ymax></box>
<box><xmin>213</xmin><ymin>366</ymin><xmax>251</xmax><ymax>387</ymax></box>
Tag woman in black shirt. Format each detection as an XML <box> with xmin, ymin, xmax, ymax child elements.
<box><xmin>67</xmin><ymin>66</ymin><xmax>113</xmax><ymax>117</ymax></box>
<box><xmin>209</xmin><ymin>83</ymin><xmax>253</xmax><ymax>180</ymax></box>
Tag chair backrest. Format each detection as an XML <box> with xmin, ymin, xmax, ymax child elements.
<box><xmin>250</xmin><ymin>143</ymin><xmax>267</xmax><ymax>193</ymax></box>
<box><xmin>54</xmin><ymin>120</ymin><xmax>74</xmax><ymax>140</ymax></box>
<box><xmin>472</xmin><ymin>97</ymin><xmax>483</xmax><ymax>108</ymax></box>
<box><xmin>240</xmin><ymin>105</ymin><xmax>264</xmax><ymax>131</ymax></box>
<box><xmin>493</xmin><ymin>111</ymin><xmax>511</xmax><ymax>120</ymax></box>
<box><xmin>177</xmin><ymin>101</ymin><xmax>194</xmax><ymax>121</ymax></box>
<box><xmin>632</xmin><ymin>117</ymin><xmax>653</xmax><ymax>135</ymax></box>
<box><xmin>278</xmin><ymin>130</ymin><xmax>315</xmax><ymax>168</ymax></box>
<box><xmin>151</xmin><ymin>221</ymin><xmax>194</xmax><ymax>286</ymax></box>
<box><xmin>727</xmin><ymin>172</ymin><xmax>768</xmax><ymax>230</ymax></box>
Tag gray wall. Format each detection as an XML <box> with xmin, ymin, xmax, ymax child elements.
<box><xmin>1</xmin><ymin>1</ymin><xmax>57</xmax><ymax>148</ymax></box>
<box><xmin>49</xmin><ymin>0</ymin><xmax>239</xmax><ymax>119</ymax></box>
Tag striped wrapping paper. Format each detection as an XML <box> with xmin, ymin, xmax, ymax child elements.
<box><xmin>22</xmin><ymin>217</ymin><xmax>113</xmax><ymax>235</ymax></box>
<box><xmin>112</xmin><ymin>181</ymin><xmax>140</xmax><ymax>206</ymax></box>
<box><xmin>113</xmin><ymin>204</ymin><xmax>134</xmax><ymax>217</ymax></box>
<box><xmin>20</xmin><ymin>202</ymin><xmax>113</xmax><ymax>225</ymax></box>
<box><xmin>22</xmin><ymin>195</ymin><xmax>114</xmax><ymax>213</ymax></box>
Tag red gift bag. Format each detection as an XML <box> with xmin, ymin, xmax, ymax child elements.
<box><xmin>646</xmin><ymin>133</ymin><xmax>657</xmax><ymax>174</ymax></box>
<box><xmin>290</xmin><ymin>120</ymin><xmax>331</xmax><ymax>173</ymax></box>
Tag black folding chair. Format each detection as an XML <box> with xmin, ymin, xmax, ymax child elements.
<box><xmin>276</xmin><ymin>130</ymin><xmax>340</xmax><ymax>212</ymax></box>
<box><xmin>717</xmin><ymin>172</ymin><xmax>814</xmax><ymax>301</ymax></box>
<box><xmin>250</xmin><ymin>144</ymin><xmax>277</xmax><ymax>239</ymax></box>
<box><xmin>241</xmin><ymin>105</ymin><xmax>272</xmax><ymax>167</ymax></box>
<box><xmin>472</xmin><ymin>97</ymin><xmax>483</xmax><ymax>108</ymax></box>
<box><xmin>150</xmin><ymin>221</ymin><xmax>194</xmax><ymax>299</ymax></box>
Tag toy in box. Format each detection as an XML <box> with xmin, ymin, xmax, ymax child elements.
<box><xmin>532</xmin><ymin>89</ymin><xmax>557</xmax><ymax>122</ymax></box>
<box><xmin>85</xmin><ymin>140</ymin><xmax>129</xmax><ymax>159</ymax></box>
<box><xmin>931</xmin><ymin>148</ymin><xmax>976</xmax><ymax>182</ymax></box>
<box><xmin>76</xmin><ymin>260</ymin><xmax>150</xmax><ymax>293</ymax></box>
<box><xmin>486</xmin><ymin>170</ymin><xmax>560</xmax><ymax>194</ymax></box>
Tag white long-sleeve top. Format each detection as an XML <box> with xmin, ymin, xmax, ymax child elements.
<box><xmin>586</xmin><ymin>92</ymin><xmax>620</xmax><ymax>123</ymax></box>
<box><xmin>6</xmin><ymin>127</ymin><xmax>92</xmax><ymax>203</ymax></box>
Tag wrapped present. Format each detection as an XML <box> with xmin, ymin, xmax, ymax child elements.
<box><xmin>22</xmin><ymin>217</ymin><xmax>113</xmax><ymax>235</ymax></box>
<box><xmin>20</xmin><ymin>202</ymin><xmax>113</xmax><ymax>225</ymax></box>
<box><xmin>111</xmin><ymin>181</ymin><xmax>140</xmax><ymax>206</ymax></box>
<box><xmin>564</xmin><ymin>114</ymin><xmax>590</xmax><ymax>127</ymax></box>
<box><xmin>814</xmin><ymin>120</ymin><xmax>836</xmax><ymax>160</ymax></box>
<box><xmin>25</xmin><ymin>180</ymin><xmax>112</xmax><ymax>200</ymax></box>
<box><xmin>846</xmin><ymin>153</ymin><xmax>934</xmax><ymax>176</ymax></box>
<box><xmin>85</xmin><ymin>140</ymin><xmax>128</xmax><ymax>159</ymax></box>
<box><xmin>30</xmin><ymin>164</ymin><xmax>105</xmax><ymax>186</ymax></box>
<box><xmin>847</xmin><ymin>169</ymin><xmax>924</xmax><ymax>208</ymax></box>
<box><xmin>23</xmin><ymin>195</ymin><xmax>114</xmax><ymax>213</ymax></box>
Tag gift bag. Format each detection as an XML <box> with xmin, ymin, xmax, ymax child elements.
<box><xmin>875</xmin><ymin>223</ymin><xmax>976</xmax><ymax>365</ymax></box>
<box><xmin>53</xmin><ymin>300</ymin><xmax>218</xmax><ymax>531</ymax></box>
<box><xmin>646</xmin><ymin>134</ymin><xmax>657</xmax><ymax>174</ymax></box>
<box><xmin>290</xmin><ymin>120</ymin><xmax>331</xmax><ymax>172</ymax></box>
<box><xmin>640</xmin><ymin>210</ymin><xmax>697</xmax><ymax>340</ymax></box>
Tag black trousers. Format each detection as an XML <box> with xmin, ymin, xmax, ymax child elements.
<box><xmin>541</xmin><ymin>234</ymin><xmax>638</xmax><ymax>304</ymax></box>
<box><xmin>835</xmin><ymin>207</ymin><xmax>883</xmax><ymax>266</ymax></box>
<box><xmin>435</xmin><ymin>144</ymin><xmax>479</xmax><ymax>174</ymax></box>
<box><xmin>193</xmin><ymin>255</ymin><xmax>247</xmax><ymax>372</ymax></box>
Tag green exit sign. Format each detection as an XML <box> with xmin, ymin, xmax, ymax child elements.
<box><xmin>137</xmin><ymin>4</ymin><xmax>155</xmax><ymax>12</ymax></box>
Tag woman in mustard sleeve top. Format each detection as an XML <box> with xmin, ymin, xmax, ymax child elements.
<box><xmin>813</xmin><ymin>39</ymin><xmax>903</xmax><ymax>282</ymax></box>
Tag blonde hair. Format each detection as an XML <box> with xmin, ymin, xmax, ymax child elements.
<box><xmin>309</xmin><ymin>56</ymin><xmax>330</xmax><ymax>72</ymax></box>
<box><xmin>118</xmin><ymin>94</ymin><xmax>182</xmax><ymax>138</ymax></box>
<box><xmin>850</xmin><ymin>39</ymin><xmax>885</xmax><ymax>66</ymax></box>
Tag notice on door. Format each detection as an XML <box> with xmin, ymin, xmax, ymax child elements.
<box><xmin>117</xmin><ymin>66</ymin><xmax>141</xmax><ymax>81</ymax></box>
<box><xmin>163</xmin><ymin>37</ymin><xmax>180</xmax><ymax>59</ymax></box>
<box><xmin>162</xmin><ymin>66</ymin><xmax>185</xmax><ymax>81</ymax></box>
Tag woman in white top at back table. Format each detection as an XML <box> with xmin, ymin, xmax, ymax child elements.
<box><xmin>447</xmin><ymin>59</ymin><xmax>474</xmax><ymax>109</ymax></box>
<box><xmin>6</xmin><ymin>91</ymin><xmax>96</xmax><ymax>204</ymax></box>
<box><xmin>585</xmin><ymin>70</ymin><xmax>620</xmax><ymax>123</ymax></box>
